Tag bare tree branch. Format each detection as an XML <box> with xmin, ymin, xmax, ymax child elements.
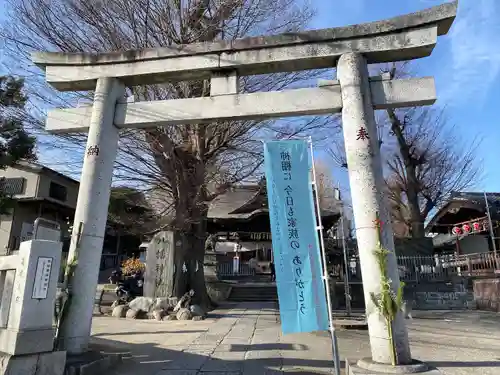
<box><xmin>327</xmin><ymin>61</ymin><xmax>483</xmax><ymax>238</ymax></box>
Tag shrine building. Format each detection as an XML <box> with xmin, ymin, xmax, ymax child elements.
<box><xmin>206</xmin><ymin>180</ymin><xmax>340</xmax><ymax>278</ymax></box>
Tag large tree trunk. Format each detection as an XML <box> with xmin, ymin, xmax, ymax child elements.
<box><xmin>171</xmin><ymin>229</ymin><xmax>214</xmax><ymax>310</ymax></box>
<box><xmin>405</xmin><ymin>165</ymin><xmax>426</xmax><ymax>238</ymax></box>
<box><xmin>387</xmin><ymin>109</ymin><xmax>426</xmax><ymax>239</ymax></box>
<box><xmin>146</xmin><ymin>123</ymin><xmax>216</xmax><ymax>310</ymax></box>
<box><xmin>169</xmin><ymin>147</ymin><xmax>215</xmax><ymax>311</ymax></box>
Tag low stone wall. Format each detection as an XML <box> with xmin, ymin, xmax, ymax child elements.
<box><xmin>405</xmin><ymin>279</ymin><xmax>475</xmax><ymax>310</ymax></box>
<box><xmin>332</xmin><ymin>279</ymin><xmax>476</xmax><ymax>311</ymax></box>
<box><xmin>473</xmin><ymin>278</ymin><xmax>500</xmax><ymax>312</ymax></box>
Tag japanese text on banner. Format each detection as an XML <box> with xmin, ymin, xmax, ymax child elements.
<box><xmin>263</xmin><ymin>140</ymin><xmax>328</xmax><ymax>334</ymax></box>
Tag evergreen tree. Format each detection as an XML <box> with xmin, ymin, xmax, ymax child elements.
<box><xmin>0</xmin><ymin>75</ymin><xmax>36</xmax><ymax>213</ymax></box>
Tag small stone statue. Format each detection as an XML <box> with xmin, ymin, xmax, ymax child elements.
<box><xmin>173</xmin><ymin>289</ymin><xmax>195</xmax><ymax>313</ymax></box>
<box><xmin>53</xmin><ymin>288</ymin><xmax>68</xmax><ymax>326</ymax></box>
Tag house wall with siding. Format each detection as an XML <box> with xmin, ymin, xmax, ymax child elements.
<box><xmin>0</xmin><ymin>166</ymin><xmax>40</xmax><ymax>198</ymax></box>
<box><xmin>37</xmin><ymin>172</ymin><xmax>78</xmax><ymax>209</ymax></box>
<box><xmin>0</xmin><ymin>165</ymin><xmax>79</xmax><ymax>254</ymax></box>
<box><xmin>0</xmin><ymin>214</ymin><xmax>14</xmax><ymax>254</ymax></box>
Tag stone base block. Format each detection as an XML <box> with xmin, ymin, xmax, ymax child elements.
<box><xmin>346</xmin><ymin>358</ymin><xmax>441</xmax><ymax>375</ymax></box>
<box><xmin>0</xmin><ymin>327</ymin><xmax>55</xmax><ymax>355</ymax></box>
<box><xmin>65</xmin><ymin>352</ymin><xmax>125</xmax><ymax>375</ymax></box>
<box><xmin>0</xmin><ymin>351</ymin><xmax>66</xmax><ymax>375</ymax></box>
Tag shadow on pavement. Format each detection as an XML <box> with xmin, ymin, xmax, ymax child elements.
<box><xmin>210</xmin><ymin>313</ymin><xmax>278</xmax><ymax>319</ymax></box>
<box><xmin>426</xmin><ymin>361</ymin><xmax>500</xmax><ymax>368</ymax></box>
<box><xmin>230</xmin><ymin>343</ymin><xmax>309</xmax><ymax>352</ymax></box>
<box><xmin>93</xmin><ymin>336</ymin><xmax>342</xmax><ymax>374</ymax></box>
<box><xmin>93</xmin><ymin>330</ymin><xmax>208</xmax><ymax>337</ymax></box>
<box><xmin>410</xmin><ymin>338</ymin><xmax>499</xmax><ymax>352</ymax></box>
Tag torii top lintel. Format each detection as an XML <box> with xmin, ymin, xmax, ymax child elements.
<box><xmin>32</xmin><ymin>1</ymin><xmax>457</xmax><ymax>91</ymax></box>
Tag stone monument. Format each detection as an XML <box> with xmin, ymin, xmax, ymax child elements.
<box><xmin>33</xmin><ymin>1</ymin><xmax>457</xmax><ymax>373</ymax></box>
<box><xmin>144</xmin><ymin>231</ymin><xmax>176</xmax><ymax>298</ymax></box>
<box><xmin>0</xmin><ymin>239</ymin><xmax>65</xmax><ymax>375</ymax></box>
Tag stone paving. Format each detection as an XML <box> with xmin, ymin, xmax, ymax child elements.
<box><xmin>90</xmin><ymin>303</ymin><xmax>500</xmax><ymax>375</ymax></box>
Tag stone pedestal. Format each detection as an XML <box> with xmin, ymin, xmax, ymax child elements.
<box><xmin>346</xmin><ymin>359</ymin><xmax>441</xmax><ymax>375</ymax></box>
<box><xmin>0</xmin><ymin>240</ymin><xmax>62</xmax><ymax>356</ymax></box>
<box><xmin>0</xmin><ymin>351</ymin><xmax>66</xmax><ymax>375</ymax></box>
<box><xmin>203</xmin><ymin>250</ymin><xmax>219</xmax><ymax>282</ymax></box>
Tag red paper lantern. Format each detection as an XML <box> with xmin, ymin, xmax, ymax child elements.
<box><xmin>463</xmin><ymin>224</ymin><xmax>471</xmax><ymax>234</ymax></box>
<box><xmin>452</xmin><ymin>226</ymin><xmax>462</xmax><ymax>235</ymax></box>
<box><xmin>473</xmin><ymin>222</ymin><xmax>481</xmax><ymax>232</ymax></box>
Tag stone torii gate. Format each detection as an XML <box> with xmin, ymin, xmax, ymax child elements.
<box><xmin>32</xmin><ymin>0</ymin><xmax>457</xmax><ymax>370</ymax></box>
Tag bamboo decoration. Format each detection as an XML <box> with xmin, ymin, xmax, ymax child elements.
<box><xmin>369</xmin><ymin>214</ymin><xmax>405</xmax><ymax>366</ymax></box>
<box><xmin>54</xmin><ymin>222</ymin><xmax>83</xmax><ymax>350</ymax></box>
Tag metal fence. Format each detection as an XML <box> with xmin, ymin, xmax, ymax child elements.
<box><xmin>217</xmin><ymin>252</ymin><xmax>500</xmax><ymax>281</ymax></box>
<box><xmin>340</xmin><ymin>252</ymin><xmax>500</xmax><ymax>283</ymax></box>
<box><xmin>398</xmin><ymin>252</ymin><xmax>500</xmax><ymax>281</ymax></box>
<box><xmin>216</xmin><ymin>262</ymin><xmax>255</xmax><ymax>277</ymax></box>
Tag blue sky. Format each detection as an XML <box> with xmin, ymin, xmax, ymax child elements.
<box><xmin>1</xmin><ymin>0</ymin><xmax>498</xmax><ymax>198</ymax></box>
<box><xmin>311</xmin><ymin>0</ymin><xmax>500</xmax><ymax>195</ymax></box>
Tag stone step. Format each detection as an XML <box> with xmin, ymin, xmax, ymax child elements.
<box><xmin>230</xmin><ymin>290</ymin><xmax>277</xmax><ymax>295</ymax></box>
<box><xmin>230</xmin><ymin>297</ymin><xmax>278</xmax><ymax>302</ymax></box>
<box><xmin>228</xmin><ymin>286</ymin><xmax>278</xmax><ymax>302</ymax></box>
<box><xmin>230</xmin><ymin>292</ymin><xmax>277</xmax><ymax>297</ymax></box>
<box><xmin>232</xmin><ymin>288</ymin><xmax>277</xmax><ymax>294</ymax></box>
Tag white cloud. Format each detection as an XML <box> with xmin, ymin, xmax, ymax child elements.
<box><xmin>438</xmin><ymin>0</ymin><xmax>500</xmax><ymax>106</ymax></box>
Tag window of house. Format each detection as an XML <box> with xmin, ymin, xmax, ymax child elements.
<box><xmin>49</xmin><ymin>182</ymin><xmax>67</xmax><ymax>202</ymax></box>
<box><xmin>0</xmin><ymin>177</ymin><xmax>25</xmax><ymax>195</ymax></box>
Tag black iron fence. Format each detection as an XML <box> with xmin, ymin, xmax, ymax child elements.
<box><xmin>341</xmin><ymin>252</ymin><xmax>500</xmax><ymax>283</ymax></box>
<box><xmin>216</xmin><ymin>252</ymin><xmax>500</xmax><ymax>281</ymax></box>
<box><xmin>216</xmin><ymin>262</ymin><xmax>255</xmax><ymax>277</ymax></box>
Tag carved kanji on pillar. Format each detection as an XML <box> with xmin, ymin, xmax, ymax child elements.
<box><xmin>86</xmin><ymin>145</ymin><xmax>99</xmax><ymax>156</ymax></box>
<box><xmin>356</xmin><ymin>127</ymin><xmax>370</xmax><ymax>141</ymax></box>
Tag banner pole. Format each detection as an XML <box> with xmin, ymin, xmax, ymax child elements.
<box><xmin>338</xmin><ymin>183</ymin><xmax>352</xmax><ymax>316</ymax></box>
<box><xmin>308</xmin><ymin>138</ymin><xmax>341</xmax><ymax>375</ymax></box>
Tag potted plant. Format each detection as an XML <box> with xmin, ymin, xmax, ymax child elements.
<box><xmin>121</xmin><ymin>257</ymin><xmax>145</xmax><ymax>277</ymax></box>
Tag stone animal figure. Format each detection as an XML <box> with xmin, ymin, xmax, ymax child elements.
<box><xmin>173</xmin><ymin>289</ymin><xmax>195</xmax><ymax>313</ymax></box>
<box><xmin>402</xmin><ymin>300</ymin><xmax>413</xmax><ymax>320</ymax></box>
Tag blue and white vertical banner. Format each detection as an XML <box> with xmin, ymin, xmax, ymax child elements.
<box><xmin>264</xmin><ymin>139</ymin><xmax>329</xmax><ymax>334</ymax></box>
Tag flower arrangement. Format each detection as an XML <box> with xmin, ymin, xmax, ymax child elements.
<box><xmin>121</xmin><ymin>257</ymin><xmax>145</xmax><ymax>276</ymax></box>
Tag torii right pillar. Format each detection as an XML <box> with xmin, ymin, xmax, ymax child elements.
<box><xmin>338</xmin><ymin>52</ymin><xmax>414</xmax><ymax>368</ymax></box>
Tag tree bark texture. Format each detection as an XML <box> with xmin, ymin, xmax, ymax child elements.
<box><xmin>387</xmin><ymin>109</ymin><xmax>426</xmax><ymax>238</ymax></box>
<box><xmin>171</xmin><ymin>230</ymin><xmax>214</xmax><ymax>310</ymax></box>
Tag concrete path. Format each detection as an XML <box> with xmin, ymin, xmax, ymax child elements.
<box><xmin>90</xmin><ymin>303</ymin><xmax>500</xmax><ymax>375</ymax></box>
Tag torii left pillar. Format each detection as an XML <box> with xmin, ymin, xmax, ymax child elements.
<box><xmin>60</xmin><ymin>77</ymin><xmax>125</xmax><ymax>354</ymax></box>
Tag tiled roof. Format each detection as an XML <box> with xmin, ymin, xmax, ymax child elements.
<box><xmin>208</xmin><ymin>185</ymin><xmax>263</xmax><ymax>219</ymax></box>
<box><xmin>450</xmin><ymin>191</ymin><xmax>500</xmax><ymax>208</ymax></box>
<box><xmin>207</xmin><ymin>184</ymin><xmax>340</xmax><ymax>220</ymax></box>
<box><xmin>426</xmin><ymin>191</ymin><xmax>500</xmax><ymax>232</ymax></box>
